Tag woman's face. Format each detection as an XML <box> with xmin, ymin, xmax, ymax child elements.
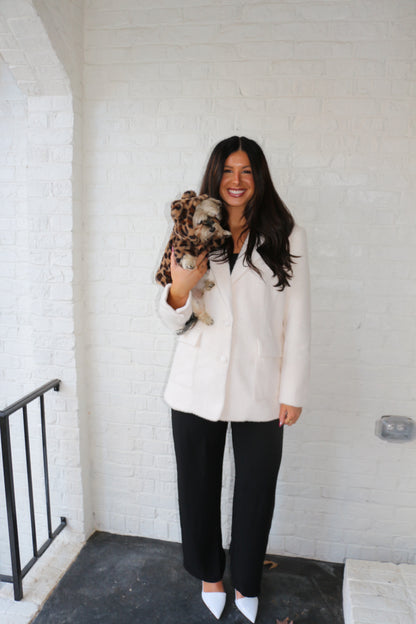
<box><xmin>219</xmin><ymin>150</ymin><xmax>255</xmax><ymax>212</ymax></box>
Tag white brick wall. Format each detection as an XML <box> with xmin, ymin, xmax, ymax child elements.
<box><xmin>0</xmin><ymin>57</ymin><xmax>31</xmax><ymax>571</ymax></box>
<box><xmin>343</xmin><ymin>559</ymin><xmax>416</xmax><ymax>624</ymax></box>
<box><xmin>1</xmin><ymin>0</ymin><xmax>415</xmax><ymax>569</ymax></box>
<box><xmin>0</xmin><ymin>0</ymin><xmax>90</xmax><ymax>575</ymax></box>
<box><xmin>33</xmin><ymin>0</ymin><xmax>83</xmax><ymax>97</ymax></box>
<box><xmin>83</xmin><ymin>0</ymin><xmax>416</xmax><ymax>564</ymax></box>
<box><xmin>0</xmin><ymin>59</ymin><xmax>30</xmax><ymax>405</ymax></box>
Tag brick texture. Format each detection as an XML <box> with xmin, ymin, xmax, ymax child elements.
<box><xmin>1</xmin><ymin>0</ymin><xmax>415</xmax><ymax>567</ymax></box>
<box><xmin>0</xmin><ymin>0</ymin><xmax>89</xmax><ymax>573</ymax></box>
<box><xmin>82</xmin><ymin>0</ymin><xmax>416</xmax><ymax>564</ymax></box>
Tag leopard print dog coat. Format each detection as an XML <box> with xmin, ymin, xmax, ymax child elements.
<box><xmin>156</xmin><ymin>190</ymin><xmax>231</xmax><ymax>325</ymax></box>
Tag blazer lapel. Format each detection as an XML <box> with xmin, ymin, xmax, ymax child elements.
<box><xmin>231</xmin><ymin>238</ymin><xmax>265</xmax><ymax>286</ymax></box>
<box><xmin>210</xmin><ymin>239</ymin><xmax>265</xmax><ymax>307</ymax></box>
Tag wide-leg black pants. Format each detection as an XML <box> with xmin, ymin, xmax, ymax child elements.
<box><xmin>171</xmin><ymin>410</ymin><xmax>283</xmax><ymax>597</ymax></box>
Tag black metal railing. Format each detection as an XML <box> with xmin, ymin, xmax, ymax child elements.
<box><xmin>0</xmin><ymin>379</ymin><xmax>66</xmax><ymax>600</ymax></box>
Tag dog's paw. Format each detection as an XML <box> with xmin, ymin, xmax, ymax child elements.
<box><xmin>181</xmin><ymin>254</ymin><xmax>197</xmax><ymax>270</ymax></box>
<box><xmin>198</xmin><ymin>313</ymin><xmax>214</xmax><ymax>325</ymax></box>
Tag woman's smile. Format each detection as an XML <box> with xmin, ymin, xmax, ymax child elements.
<box><xmin>228</xmin><ymin>188</ymin><xmax>246</xmax><ymax>198</ymax></box>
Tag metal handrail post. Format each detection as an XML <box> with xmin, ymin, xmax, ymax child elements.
<box><xmin>0</xmin><ymin>414</ymin><xmax>23</xmax><ymax>600</ymax></box>
<box><xmin>40</xmin><ymin>394</ymin><xmax>53</xmax><ymax>538</ymax></box>
<box><xmin>23</xmin><ymin>405</ymin><xmax>38</xmax><ymax>557</ymax></box>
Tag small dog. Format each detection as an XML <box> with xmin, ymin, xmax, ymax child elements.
<box><xmin>156</xmin><ymin>190</ymin><xmax>231</xmax><ymax>326</ymax></box>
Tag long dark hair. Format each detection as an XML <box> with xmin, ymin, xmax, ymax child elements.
<box><xmin>200</xmin><ymin>136</ymin><xmax>296</xmax><ymax>290</ymax></box>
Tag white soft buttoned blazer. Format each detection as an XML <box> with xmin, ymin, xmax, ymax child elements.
<box><xmin>158</xmin><ymin>224</ymin><xmax>311</xmax><ymax>422</ymax></box>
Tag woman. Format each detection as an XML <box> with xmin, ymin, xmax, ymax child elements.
<box><xmin>158</xmin><ymin>136</ymin><xmax>310</xmax><ymax>622</ymax></box>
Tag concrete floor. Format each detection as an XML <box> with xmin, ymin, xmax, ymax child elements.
<box><xmin>32</xmin><ymin>531</ymin><xmax>344</xmax><ymax>624</ymax></box>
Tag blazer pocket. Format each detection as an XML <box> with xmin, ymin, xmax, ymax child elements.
<box><xmin>169</xmin><ymin>325</ymin><xmax>202</xmax><ymax>388</ymax></box>
<box><xmin>254</xmin><ymin>339</ymin><xmax>281</xmax><ymax>401</ymax></box>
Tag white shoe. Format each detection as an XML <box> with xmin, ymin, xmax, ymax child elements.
<box><xmin>201</xmin><ymin>583</ymin><xmax>226</xmax><ymax>620</ymax></box>
<box><xmin>235</xmin><ymin>591</ymin><xmax>259</xmax><ymax>623</ymax></box>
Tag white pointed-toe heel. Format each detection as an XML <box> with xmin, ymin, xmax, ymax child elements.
<box><xmin>201</xmin><ymin>583</ymin><xmax>226</xmax><ymax>620</ymax></box>
<box><xmin>235</xmin><ymin>591</ymin><xmax>259</xmax><ymax>623</ymax></box>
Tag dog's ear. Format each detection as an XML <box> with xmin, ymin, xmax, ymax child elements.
<box><xmin>181</xmin><ymin>190</ymin><xmax>196</xmax><ymax>200</ymax></box>
<box><xmin>172</xmin><ymin>191</ymin><xmax>196</xmax><ymax>216</ymax></box>
<box><xmin>171</xmin><ymin>199</ymin><xmax>183</xmax><ymax>217</ymax></box>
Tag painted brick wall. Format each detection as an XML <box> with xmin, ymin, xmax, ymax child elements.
<box><xmin>0</xmin><ymin>59</ymin><xmax>30</xmax><ymax>404</ymax></box>
<box><xmin>0</xmin><ymin>60</ymin><xmax>86</xmax><ymax>569</ymax></box>
<box><xmin>33</xmin><ymin>0</ymin><xmax>94</xmax><ymax>539</ymax></box>
<box><xmin>2</xmin><ymin>0</ymin><xmax>415</xmax><ymax>568</ymax></box>
<box><xmin>0</xmin><ymin>0</ymin><xmax>90</xmax><ymax>570</ymax></box>
<box><xmin>83</xmin><ymin>0</ymin><xmax>416</xmax><ymax>564</ymax></box>
<box><xmin>0</xmin><ymin>57</ymin><xmax>31</xmax><ymax>570</ymax></box>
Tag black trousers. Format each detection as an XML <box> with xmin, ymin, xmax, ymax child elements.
<box><xmin>171</xmin><ymin>410</ymin><xmax>283</xmax><ymax>597</ymax></box>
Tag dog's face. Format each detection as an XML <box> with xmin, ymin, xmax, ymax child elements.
<box><xmin>193</xmin><ymin>198</ymin><xmax>229</xmax><ymax>243</ymax></box>
<box><xmin>193</xmin><ymin>198</ymin><xmax>222</xmax><ymax>221</ymax></box>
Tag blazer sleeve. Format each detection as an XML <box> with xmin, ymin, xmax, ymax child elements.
<box><xmin>278</xmin><ymin>225</ymin><xmax>311</xmax><ymax>408</ymax></box>
<box><xmin>157</xmin><ymin>283</ymin><xmax>194</xmax><ymax>332</ymax></box>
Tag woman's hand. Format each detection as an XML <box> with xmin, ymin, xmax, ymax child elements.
<box><xmin>279</xmin><ymin>404</ymin><xmax>302</xmax><ymax>427</ymax></box>
<box><xmin>167</xmin><ymin>249</ymin><xmax>209</xmax><ymax>309</ymax></box>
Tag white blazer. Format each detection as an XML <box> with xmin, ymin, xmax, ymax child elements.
<box><xmin>158</xmin><ymin>225</ymin><xmax>311</xmax><ymax>422</ymax></box>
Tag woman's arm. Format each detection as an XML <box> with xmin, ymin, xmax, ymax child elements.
<box><xmin>168</xmin><ymin>250</ymin><xmax>208</xmax><ymax>308</ymax></box>
<box><xmin>278</xmin><ymin>226</ymin><xmax>311</xmax><ymax>409</ymax></box>
<box><xmin>157</xmin><ymin>250</ymin><xmax>208</xmax><ymax>332</ymax></box>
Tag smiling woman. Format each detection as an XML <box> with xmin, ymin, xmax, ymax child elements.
<box><xmin>200</xmin><ymin>136</ymin><xmax>297</xmax><ymax>290</ymax></box>
<box><xmin>157</xmin><ymin>136</ymin><xmax>311</xmax><ymax>623</ymax></box>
